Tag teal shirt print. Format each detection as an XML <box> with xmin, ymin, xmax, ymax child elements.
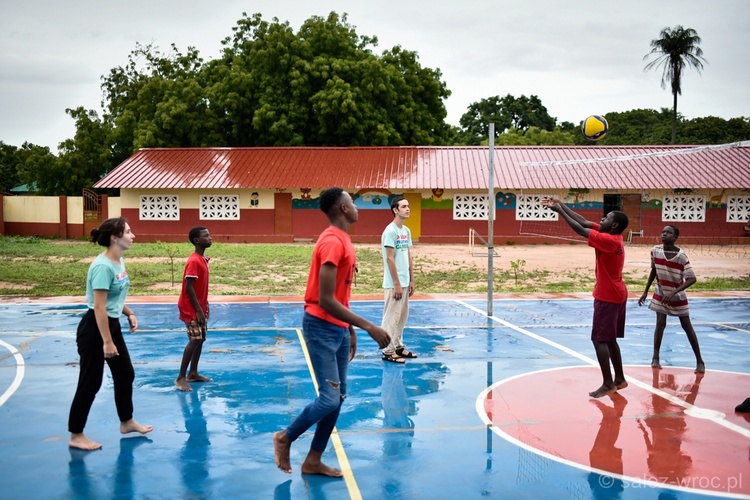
<box><xmin>85</xmin><ymin>253</ymin><xmax>131</xmax><ymax>318</ymax></box>
<box><xmin>381</xmin><ymin>222</ymin><xmax>413</xmax><ymax>288</ymax></box>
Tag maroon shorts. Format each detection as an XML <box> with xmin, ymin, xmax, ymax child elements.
<box><xmin>591</xmin><ymin>299</ymin><xmax>626</xmax><ymax>342</ymax></box>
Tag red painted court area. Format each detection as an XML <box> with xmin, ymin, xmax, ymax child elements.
<box><xmin>479</xmin><ymin>365</ymin><xmax>750</xmax><ymax>497</ymax></box>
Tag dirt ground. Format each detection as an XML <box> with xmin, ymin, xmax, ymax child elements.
<box><xmin>361</xmin><ymin>243</ymin><xmax>750</xmax><ymax>279</ymax></box>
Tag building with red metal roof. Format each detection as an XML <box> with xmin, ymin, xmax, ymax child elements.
<box><xmin>92</xmin><ymin>144</ymin><xmax>750</xmax><ymax>244</ymax></box>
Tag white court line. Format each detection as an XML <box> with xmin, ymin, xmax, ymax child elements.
<box><xmin>0</xmin><ymin>339</ymin><xmax>25</xmax><ymax>408</ymax></box>
<box><xmin>456</xmin><ymin>299</ymin><xmax>750</xmax><ymax>439</ymax></box>
<box><xmin>474</xmin><ymin>366</ymin><xmax>750</xmax><ymax>500</ymax></box>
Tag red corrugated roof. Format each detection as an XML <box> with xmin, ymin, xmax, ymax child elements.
<box><xmin>94</xmin><ymin>143</ymin><xmax>750</xmax><ymax>190</ymax></box>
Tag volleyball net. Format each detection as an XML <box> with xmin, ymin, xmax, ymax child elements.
<box><xmin>516</xmin><ymin>142</ymin><xmax>750</xmax><ymax>259</ymax></box>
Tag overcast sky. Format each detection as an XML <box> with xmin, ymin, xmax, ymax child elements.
<box><xmin>2</xmin><ymin>0</ymin><xmax>748</xmax><ymax>150</ymax></box>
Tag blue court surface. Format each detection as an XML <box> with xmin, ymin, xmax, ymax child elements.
<box><xmin>0</xmin><ymin>296</ymin><xmax>749</xmax><ymax>499</ymax></box>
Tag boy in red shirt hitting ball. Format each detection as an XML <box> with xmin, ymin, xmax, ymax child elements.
<box><xmin>543</xmin><ymin>197</ymin><xmax>629</xmax><ymax>398</ymax></box>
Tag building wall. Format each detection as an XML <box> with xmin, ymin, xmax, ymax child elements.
<box><xmin>108</xmin><ymin>197</ymin><xmax>121</xmax><ymax>219</ymax></box>
<box><xmin>2</xmin><ymin>195</ymin><xmax>84</xmax><ymax>238</ymax></box>
<box><xmin>5</xmin><ymin>196</ymin><xmax>60</xmax><ymax>223</ymax></box>
<box><xmin>2</xmin><ymin>189</ymin><xmax>749</xmax><ymax>245</ymax></box>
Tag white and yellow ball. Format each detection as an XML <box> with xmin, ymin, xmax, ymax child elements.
<box><xmin>581</xmin><ymin>115</ymin><xmax>608</xmax><ymax>141</ymax></box>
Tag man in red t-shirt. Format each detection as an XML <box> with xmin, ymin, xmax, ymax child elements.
<box><xmin>543</xmin><ymin>197</ymin><xmax>629</xmax><ymax>398</ymax></box>
<box><xmin>175</xmin><ymin>226</ymin><xmax>213</xmax><ymax>392</ymax></box>
<box><xmin>274</xmin><ymin>187</ymin><xmax>390</xmax><ymax>477</ymax></box>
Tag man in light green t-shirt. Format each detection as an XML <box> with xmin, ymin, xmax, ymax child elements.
<box><xmin>381</xmin><ymin>196</ymin><xmax>417</xmax><ymax>363</ymax></box>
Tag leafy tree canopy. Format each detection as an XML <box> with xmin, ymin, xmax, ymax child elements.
<box><xmin>0</xmin><ymin>142</ymin><xmax>21</xmax><ymax>193</ymax></box>
<box><xmin>458</xmin><ymin>94</ymin><xmax>557</xmax><ymax>145</ymax></box>
<box><xmin>101</xmin><ymin>12</ymin><xmax>451</xmax><ymax>150</ymax></box>
<box><xmin>14</xmin><ymin>142</ymin><xmax>58</xmax><ymax>195</ymax></box>
<box><xmin>481</xmin><ymin>127</ymin><xmax>575</xmax><ymax>146</ymax></box>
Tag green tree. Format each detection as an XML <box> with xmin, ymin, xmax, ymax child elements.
<box><xmin>0</xmin><ymin>142</ymin><xmax>21</xmax><ymax>193</ymax></box>
<box><xmin>643</xmin><ymin>25</ymin><xmax>707</xmax><ymax>144</ymax></box>
<box><xmin>679</xmin><ymin>116</ymin><xmax>750</xmax><ymax>144</ymax></box>
<box><xmin>459</xmin><ymin>94</ymin><xmax>556</xmax><ymax>145</ymax></box>
<box><xmin>15</xmin><ymin>143</ymin><xmax>59</xmax><ymax>195</ymax></box>
<box><xmin>208</xmin><ymin>12</ymin><xmax>451</xmax><ymax>146</ymax></box>
<box><xmin>102</xmin><ymin>43</ymin><xmax>223</xmax><ymax>160</ymax></box>
<box><xmin>587</xmin><ymin>108</ymin><xmax>673</xmax><ymax>145</ymax></box>
<box><xmin>484</xmin><ymin>127</ymin><xmax>575</xmax><ymax>146</ymax></box>
<box><xmin>14</xmin><ymin>108</ymin><xmax>115</xmax><ymax>196</ymax></box>
<box><xmin>54</xmin><ymin>107</ymin><xmax>116</xmax><ymax>195</ymax></box>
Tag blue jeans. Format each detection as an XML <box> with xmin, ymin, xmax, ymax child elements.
<box><xmin>285</xmin><ymin>312</ymin><xmax>350</xmax><ymax>452</ymax></box>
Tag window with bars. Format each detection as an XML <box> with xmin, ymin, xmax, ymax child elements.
<box><xmin>200</xmin><ymin>195</ymin><xmax>240</xmax><ymax>220</ymax></box>
<box><xmin>726</xmin><ymin>196</ymin><xmax>750</xmax><ymax>223</ymax></box>
<box><xmin>661</xmin><ymin>195</ymin><xmax>705</xmax><ymax>222</ymax></box>
<box><xmin>139</xmin><ymin>195</ymin><xmax>179</xmax><ymax>220</ymax></box>
<box><xmin>516</xmin><ymin>194</ymin><xmax>558</xmax><ymax>221</ymax></box>
<box><xmin>453</xmin><ymin>194</ymin><xmax>492</xmax><ymax>220</ymax></box>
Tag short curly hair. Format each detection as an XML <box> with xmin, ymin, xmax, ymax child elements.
<box><xmin>319</xmin><ymin>187</ymin><xmax>345</xmax><ymax>215</ymax></box>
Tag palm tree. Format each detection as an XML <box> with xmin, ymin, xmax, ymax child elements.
<box><xmin>643</xmin><ymin>26</ymin><xmax>707</xmax><ymax>144</ymax></box>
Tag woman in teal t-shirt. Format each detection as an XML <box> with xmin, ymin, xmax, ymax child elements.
<box><xmin>67</xmin><ymin>217</ymin><xmax>153</xmax><ymax>450</ymax></box>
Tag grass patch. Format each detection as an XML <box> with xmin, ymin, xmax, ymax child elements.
<box><xmin>0</xmin><ymin>236</ymin><xmax>748</xmax><ymax>297</ymax></box>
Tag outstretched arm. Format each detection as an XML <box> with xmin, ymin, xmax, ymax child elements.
<box><xmin>542</xmin><ymin>197</ymin><xmax>592</xmax><ymax>238</ymax></box>
<box><xmin>543</xmin><ymin>197</ymin><xmax>595</xmax><ymax>229</ymax></box>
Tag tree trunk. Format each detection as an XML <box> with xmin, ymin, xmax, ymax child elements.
<box><xmin>671</xmin><ymin>91</ymin><xmax>678</xmax><ymax>144</ymax></box>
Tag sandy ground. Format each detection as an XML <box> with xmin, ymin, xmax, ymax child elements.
<box><xmin>395</xmin><ymin>243</ymin><xmax>750</xmax><ymax>279</ymax></box>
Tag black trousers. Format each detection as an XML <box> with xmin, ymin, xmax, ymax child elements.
<box><xmin>68</xmin><ymin>309</ymin><xmax>135</xmax><ymax>433</ymax></box>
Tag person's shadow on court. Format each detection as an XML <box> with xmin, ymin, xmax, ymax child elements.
<box><xmin>381</xmin><ymin>362</ymin><xmax>415</xmax><ymax>496</ymax></box>
<box><xmin>587</xmin><ymin>392</ymin><xmax>628</xmax><ymax>499</ymax></box>
<box><xmin>179</xmin><ymin>389</ymin><xmax>211</xmax><ymax>497</ymax></box>
<box><xmin>636</xmin><ymin>369</ymin><xmax>701</xmax><ymax>490</ymax></box>
<box><xmin>114</xmin><ymin>436</ymin><xmax>153</xmax><ymax>499</ymax></box>
<box><xmin>68</xmin><ymin>448</ymin><xmax>96</xmax><ymax>498</ymax></box>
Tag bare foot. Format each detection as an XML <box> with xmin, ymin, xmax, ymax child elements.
<box><xmin>695</xmin><ymin>362</ymin><xmax>705</xmax><ymax>373</ymax></box>
<box><xmin>615</xmin><ymin>380</ymin><xmax>628</xmax><ymax>390</ymax></box>
<box><xmin>589</xmin><ymin>385</ymin><xmax>617</xmax><ymax>399</ymax></box>
<box><xmin>273</xmin><ymin>431</ymin><xmax>292</xmax><ymax>473</ymax></box>
<box><xmin>301</xmin><ymin>460</ymin><xmax>343</xmax><ymax>477</ymax></box>
<box><xmin>175</xmin><ymin>377</ymin><xmax>193</xmax><ymax>392</ymax></box>
<box><xmin>69</xmin><ymin>433</ymin><xmax>102</xmax><ymax>451</ymax></box>
<box><xmin>651</xmin><ymin>358</ymin><xmax>662</xmax><ymax>369</ymax></box>
<box><xmin>186</xmin><ymin>374</ymin><xmax>212</xmax><ymax>383</ymax></box>
<box><xmin>120</xmin><ymin>419</ymin><xmax>153</xmax><ymax>435</ymax></box>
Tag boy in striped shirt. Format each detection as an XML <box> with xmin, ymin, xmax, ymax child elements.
<box><xmin>638</xmin><ymin>225</ymin><xmax>705</xmax><ymax>373</ymax></box>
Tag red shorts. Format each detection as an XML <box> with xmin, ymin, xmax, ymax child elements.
<box><xmin>591</xmin><ymin>299</ymin><xmax>626</xmax><ymax>342</ymax></box>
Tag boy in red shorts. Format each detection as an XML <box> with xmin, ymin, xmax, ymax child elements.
<box><xmin>543</xmin><ymin>197</ymin><xmax>629</xmax><ymax>398</ymax></box>
<box><xmin>175</xmin><ymin>226</ymin><xmax>213</xmax><ymax>392</ymax></box>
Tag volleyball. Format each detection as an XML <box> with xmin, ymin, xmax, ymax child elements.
<box><xmin>581</xmin><ymin>115</ymin><xmax>608</xmax><ymax>141</ymax></box>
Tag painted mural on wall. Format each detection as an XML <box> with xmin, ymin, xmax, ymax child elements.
<box><xmin>421</xmin><ymin>197</ymin><xmax>451</xmax><ymax>209</ymax></box>
<box><xmin>291</xmin><ymin>190</ymin><xmax>400</xmax><ymax>210</ymax></box>
<box><xmin>638</xmin><ymin>189</ymin><xmax>732</xmax><ymax>210</ymax></box>
<box><xmin>496</xmin><ymin>192</ymin><xmax>515</xmax><ymax>209</ymax></box>
<box><xmin>289</xmin><ymin>188</ymin><xmax>662</xmax><ymax>212</ymax></box>
<box><xmin>353</xmin><ymin>192</ymin><xmax>390</xmax><ymax>209</ymax></box>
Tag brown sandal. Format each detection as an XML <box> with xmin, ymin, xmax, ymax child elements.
<box><xmin>396</xmin><ymin>348</ymin><xmax>417</xmax><ymax>359</ymax></box>
<box><xmin>382</xmin><ymin>352</ymin><xmax>405</xmax><ymax>363</ymax></box>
